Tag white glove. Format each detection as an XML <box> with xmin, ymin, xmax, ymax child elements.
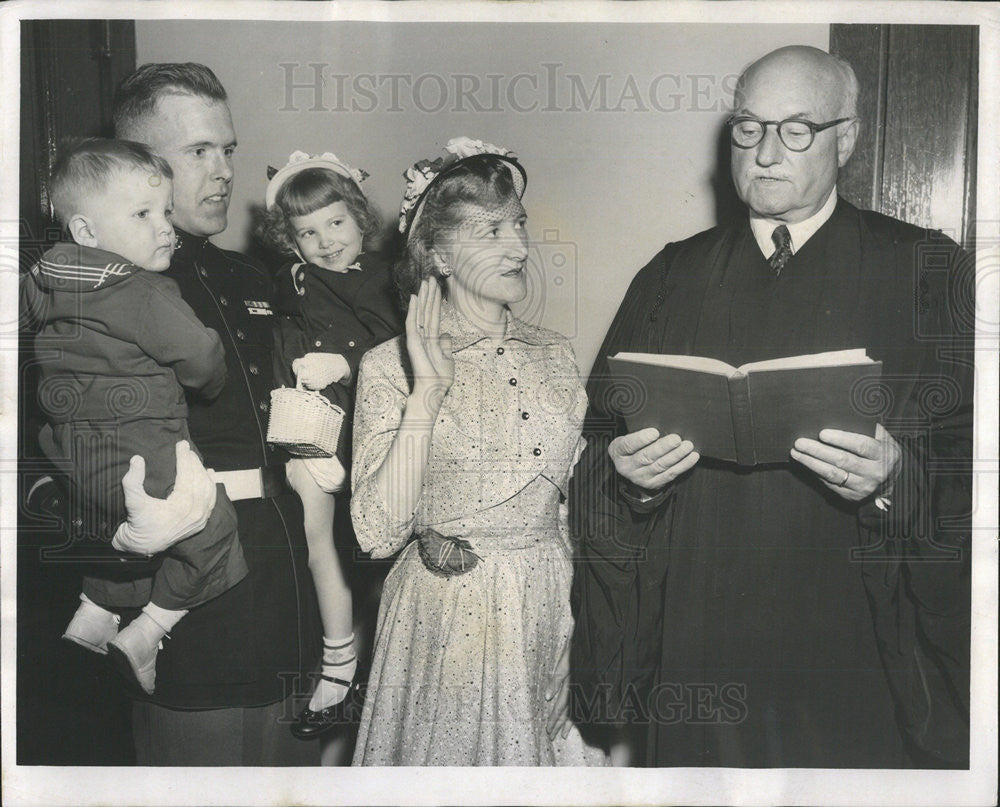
<box><xmin>292</xmin><ymin>352</ymin><xmax>350</xmax><ymax>390</ymax></box>
<box><xmin>287</xmin><ymin>456</ymin><xmax>347</xmax><ymax>494</ymax></box>
<box><xmin>111</xmin><ymin>440</ymin><xmax>218</xmax><ymax>556</ymax></box>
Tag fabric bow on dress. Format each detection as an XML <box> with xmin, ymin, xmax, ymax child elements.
<box><xmin>415</xmin><ymin>527</ymin><xmax>482</xmax><ymax>576</ymax></box>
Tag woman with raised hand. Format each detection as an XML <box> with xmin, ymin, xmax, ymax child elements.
<box><xmin>350</xmin><ymin>138</ymin><xmax>606</xmax><ymax>766</ymax></box>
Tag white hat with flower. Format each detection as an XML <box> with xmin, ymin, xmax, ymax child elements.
<box><xmin>265</xmin><ymin>150</ymin><xmax>369</xmax><ymax>210</ymax></box>
<box><xmin>398</xmin><ymin>136</ymin><xmax>526</xmax><ymax>239</ymax></box>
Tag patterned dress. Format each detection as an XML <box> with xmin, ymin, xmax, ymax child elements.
<box><xmin>351</xmin><ymin>301</ymin><xmax>607</xmax><ymax>766</ymax></box>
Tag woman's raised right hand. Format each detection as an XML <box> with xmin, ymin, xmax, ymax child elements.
<box><xmin>405</xmin><ymin>278</ymin><xmax>454</xmax><ymax>409</ymax></box>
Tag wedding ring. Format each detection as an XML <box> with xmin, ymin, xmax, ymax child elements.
<box><xmin>835</xmin><ymin>469</ymin><xmax>850</xmax><ymax>487</ymax></box>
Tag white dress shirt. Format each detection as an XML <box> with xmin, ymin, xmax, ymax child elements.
<box><xmin>750</xmin><ymin>186</ymin><xmax>839</xmax><ymax>260</ymax></box>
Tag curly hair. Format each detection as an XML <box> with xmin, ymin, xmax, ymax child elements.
<box><xmin>256</xmin><ymin>167</ymin><xmax>381</xmax><ymax>256</ymax></box>
<box><xmin>394</xmin><ymin>154</ymin><xmax>520</xmax><ymax>306</ymax></box>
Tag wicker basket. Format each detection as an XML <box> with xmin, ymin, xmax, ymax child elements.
<box><xmin>266</xmin><ymin>384</ymin><xmax>346</xmax><ymax>458</ymax></box>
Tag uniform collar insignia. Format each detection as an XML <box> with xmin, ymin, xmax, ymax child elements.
<box><xmin>171</xmin><ymin>229</ymin><xmax>209</xmax><ymax>261</ymax></box>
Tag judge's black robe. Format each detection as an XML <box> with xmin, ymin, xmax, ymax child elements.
<box><xmin>569</xmin><ymin>199</ymin><xmax>973</xmax><ymax>768</ymax></box>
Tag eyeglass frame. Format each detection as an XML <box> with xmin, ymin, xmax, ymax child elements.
<box><xmin>726</xmin><ymin>115</ymin><xmax>854</xmax><ymax>152</ymax></box>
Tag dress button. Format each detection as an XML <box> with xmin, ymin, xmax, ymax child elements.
<box><xmin>298</xmin><ymin>288</ymin><xmax>306</xmax><ymax>296</ymax></box>
<box><xmin>348</xmin><ymin>341</ymin><xmax>355</xmax><ymax>348</ymax></box>
<box><xmin>249</xmin><ymin>364</ymin><xmax>259</xmax><ymax>375</ymax></box>
<box><xmin>532</xmin><ymin>447</ymin><xmax>542</xmax><ymax>456</ymax></box>
<box><xmin>521</xmin><ymin>411</ymin><xmax>529</xmax><ymax>420</ymax></box>
<box><xmin>315</xmin><ymin>340</ymin><xmax>322</xmax><ymax>347</ymax></box>
<box><xmin>199</xmin><ymin>268</ymin><xmax>208</xmax><ymax>277</ymax></box>
<box><xmin>236</xmin><ymin>329</ymin><xmax>246</xmax><ymax>340</ymax></box>
<box><xmin>298</xmin><ymin>271</ymin><xmax>305</xmax><ymax>281</ymax></box>
<box><xmin>496</xmin><ymin>347</ymin><xmax>504</xmax><ymax>355</ymax></box>
<box><xmin>508</xmin><ymin>378</ymin><xmax>517</xmax><ymax>386</ymax></box>
<box><xmin>220</xmin><ymin>296</ymin><xmax>228</xmax><ymax>306</ymax></box>
<box><xmin>259</xmin><ymin>401</ymin><xmax>268</xmax><ymax>412</ymax></box>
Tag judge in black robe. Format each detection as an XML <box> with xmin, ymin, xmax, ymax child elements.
<box><xmin>568</xmin><ymin>46</ymin><xmax>973</xmax><ymax>769</ymax></box>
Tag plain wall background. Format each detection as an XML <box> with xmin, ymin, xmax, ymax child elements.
<box><xmin>136</xmin><ymin>21</ymin><xmax>828</xmax><ymax>373</ymax></box>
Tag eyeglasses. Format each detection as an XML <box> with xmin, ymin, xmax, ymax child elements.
<box><xmin>726</xmin><ymin>116</ymin><xmax>853</xmax><ymax>152</ymax></box>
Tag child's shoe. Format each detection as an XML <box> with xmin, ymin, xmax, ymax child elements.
<box><xmin>291</xmin><ymin>635</ymin><xmax>360</xmax><ymax>739</ymax></box>
<box><xmin>107</xmin><ymin>613</ymin><xmax>164</xmax><ymax>694</ymax></box>
<box><xmin>62</xmin><ymin>597</ymin><xmax>120</xmax><ymax>655</ymax></box>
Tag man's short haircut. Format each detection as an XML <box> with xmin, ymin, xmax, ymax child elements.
<box><xmin>48</xmin><ymin>138</ymin><xmax>173</xmax><ymax>224</ymax></box>
<box><xmin>113</xmin><ymin>62</ymin><xmax>227</xmax><ymax>138</ymax></box>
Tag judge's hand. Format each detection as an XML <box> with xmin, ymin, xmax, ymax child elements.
<box><xmin>790</xmin><ymin>423</ymin><xmax>901</xmax><ymax>502</ymax></box>
<box><xmin>405</xmin><ymin>278</ymin><xmax>454</xmax><ymax>411</ymax></box>
<box><xmin>609</xmin><ymin>427</ymin><xmax>699</xmax><ymax>493</ymax></box>
<box><xmin>292</xmin><ymin>352</ymin><xmax>350</xmax><ymax>389</ymax></box>
<box><xmin>111</xmin><ymin>440</ymin><xmax>217</xmax><ymax>556</ymax></box>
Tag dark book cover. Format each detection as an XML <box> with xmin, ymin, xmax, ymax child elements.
<box><xmin>607</xmin><ymin>352</ymin><xmax>883</xmax><ymax>465</ymax></box>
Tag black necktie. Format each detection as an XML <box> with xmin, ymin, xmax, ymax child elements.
<box><xmin>770</xmin><ymin>225</ymin><xmax>792</xmax><ymax>277</ymax></box>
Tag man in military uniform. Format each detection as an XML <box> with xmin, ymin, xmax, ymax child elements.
<box><xmin>110</xmin><ymin>62</ymin><xmax>331</xmax><ymax>765</ymax></box>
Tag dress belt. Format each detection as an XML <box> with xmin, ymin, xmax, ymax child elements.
<box><xmin>212</xmin><ymin>466</ymin><xmax>290</xmax><ymax>501</ymax></box>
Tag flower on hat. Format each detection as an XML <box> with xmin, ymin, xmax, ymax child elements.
<box><xmin>398</xmin><ymin>159</ymin><xmax>443</xmax><ymax>232</ymax></box>
<box><xmin>398</xmin><ymin>137</ymin><xmax>517</xmax><ymax>234</ymax></box>
<box><xmin>318</xmin><ymin>152</ymin><xmax>369</xmax><ymax>187</ymax></box>
<box><xmin>444</xmin><ymin>136</ymin><xmax>511</xmax><ymax>160</ymax></box>
<box><xmin>265</xmin><ymin>149</ymin><xmax>369</xmax><ymax>209</ymax></box>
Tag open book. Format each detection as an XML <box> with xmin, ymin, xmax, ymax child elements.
<box><xmin>606</xmin><ymin>349</ymin><xmax>883</xmax><ymax>466</ymax></box>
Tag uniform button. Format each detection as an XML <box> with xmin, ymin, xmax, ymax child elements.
<box><xmin>220</xmin><ymin>296</ymin><xmax>228</xmax><ymax>306</ymax></box>
<box><xmin>521</xmin><ymin>411</ymin><xmax>529</xmax><ymax>420</ymax></box>
<box><xmin>259</xmin><ymin>401</ymin><xmax>268</xmax><ymax>412</ymax></box>
<box><xmin>508</xmin><ymin>378</ymin><xmax>517</xmax><ymax>386</ymax></box>
<box><xmin>249</xmin><ymin>364</ymin><xmax>259</xmax><ymax>375</ymax></box>
<box><xmin>236</xmin><ymin>329</ymin><xmax>246</xmax><ymax>340</ymax></box>
<box><xmin>315</xmin><ymin>340</ymin><xmax>322</xmax><ymax>347</ymax></box>
<box><xmin>496</xmin><ymin>347</ymin><xmax>504</xmax><ymax>355</ymax></box>
<box><xmin>532</xmin><ymin>447</ymin><xmax>542</xmax><ymax>456</ymax></box>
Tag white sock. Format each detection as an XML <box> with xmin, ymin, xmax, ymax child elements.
<box><xmin>309</xmin><ymin>634</ymin><xmax>357</xmax><ymax>712</ymax></box>
<box><xmin>142</xmin><ymin>602</ymin><xmax>189</xmax><ymax>634</ymax></box>
<box><xmin>80</xmin><ymin>592</ymin><xmax>117</xmax><ymax>618</ymax></box>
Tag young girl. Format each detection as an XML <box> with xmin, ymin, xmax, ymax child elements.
<box><xmin>259</xmin><ymin>150</ymin><xmax>402</xmax><ymax>739</ymax></box>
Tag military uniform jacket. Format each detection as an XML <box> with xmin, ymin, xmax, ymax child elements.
<box><xmin>140</xmin><ymin>230</ymin><xmax>320</xmax><ymax>709</ymax></box>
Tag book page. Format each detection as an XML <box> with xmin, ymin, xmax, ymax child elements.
<box><xmin>612</xmin><ymin>352</ymin><xmax>737</xmax><ymax>376</ymax></box>
<box><xmin>738</xmin><ymin>348</ymin><xmax>872</xmax><ymax>373</ymax></box>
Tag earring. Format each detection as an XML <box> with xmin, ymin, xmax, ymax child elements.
<box><xmin>439</xmin><ymin>262</ymin><xmax>452</xmax><ymax>277</ymax></box>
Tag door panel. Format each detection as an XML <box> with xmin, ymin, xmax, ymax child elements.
<box><xmin>831</xmin><ymin>24</ymin><xmax>978</xmax><ymax>247</ymax></box>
